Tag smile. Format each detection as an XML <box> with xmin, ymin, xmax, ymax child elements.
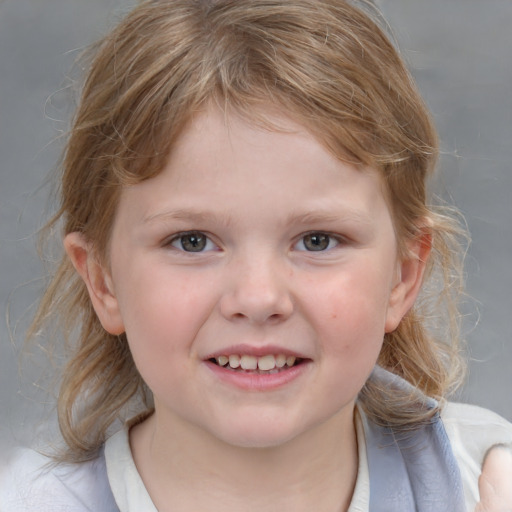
<box><xmin>210</xmin><ymin>354</ymin><xmax>302</xmax><ymax>373</ymax></box>
<box><xmin>205</xmin><ymin>349</ymin><xmax>310</xmax><ymax>390</ymax></box>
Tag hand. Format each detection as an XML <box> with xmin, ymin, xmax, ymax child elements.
<box><xmin>475</xmin><ymin>444</ymin><xmax>512</xmax><ymax>512</ymax></box>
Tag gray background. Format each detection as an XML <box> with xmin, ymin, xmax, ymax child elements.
<box><xmin>1</xmin><ymin>0</ymin><xmax>511</xmax><ymax>458</ymax></box>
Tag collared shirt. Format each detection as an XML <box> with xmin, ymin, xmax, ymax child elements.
<box><xmin>2</xmin><ymin>401</ymin><xmax>511</xmax><ymax>511</ymax></box>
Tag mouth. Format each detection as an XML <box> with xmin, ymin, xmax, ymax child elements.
<box><xmin>208</xmin><ymin>354</ymin><xmax>305</xmax><ymax>374</ymax></box>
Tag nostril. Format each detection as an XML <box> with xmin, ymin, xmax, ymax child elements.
<box><xmin>219</xmin><ymin>286</ymin><xmax>294</xmax><ymax>324</ymax></box>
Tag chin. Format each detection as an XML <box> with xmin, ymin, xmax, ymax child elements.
<box><xmin>219</xmin><ymin>432</ymin><xmax>296</xmax><ymax>450</ymax></box>
<box><xmin>209</xmin><ymin>417</ymin><xmax>305</xmax><ymax>450</ymax></box>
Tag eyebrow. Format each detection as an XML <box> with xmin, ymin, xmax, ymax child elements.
<box><xmin>143</xmin><ymin>208</ymin><xmax>233</xmax><ymax>226</ymax></box>
<box><xmin>143</xmin><ymin>207</ymin><xmax>372</xmax><ymax>228</ymax></box>
<box><xmin>285</xmin><ymin>209</ymin><xmax>373</xmax><ymax>227</ymax></box>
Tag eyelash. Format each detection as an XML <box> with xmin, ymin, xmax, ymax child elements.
<box><xmin>166</xmin><ymin>231</ymin><xmax>218</xmax><ymax>253</ymax></box>
<box><xmin>293</xmin><ymin>232</ymin><xmax>343</xmax><ymax>252</ymax></box>
<box><xmin>165</xmin><ymin>231</ymin><xmax>344</xmax><ymax>253</ymax></box>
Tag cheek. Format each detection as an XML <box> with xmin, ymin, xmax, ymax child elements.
<box><xmin>114</xmin><ymin>266</ymin><xmax>216</xmax><ymax>362</ymax></box>
<box><xmin>304</xmin><ymin>269</ymin><xmax>391</xmax><ymax>357</ymax></box>
<box><xmin>324</xmin><ymin>309</ymin><xmax>385</xmax><ymax>364</ymax></box>
<box><xmin>117</xmin><ymin>279</ymin><xmax>206</xmax><ymax>397</ymax></box>
<box><xmin>319</xmin><ymin>296</ymin><xmax>386</xmax><ymax>398</ymax></box>
<box><xmin>318</xmin><ymin>273</ymin><xmax>392</xmax><ymax>322</ymax></box>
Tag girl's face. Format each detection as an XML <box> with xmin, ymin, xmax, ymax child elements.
<box><xmin>85</xmin><ymin>106</ymin><xmax>423</xmax><ymax>448</ymax></box>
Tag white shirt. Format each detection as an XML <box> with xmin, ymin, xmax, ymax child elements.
<box><xmin>1</xmin><ymin>402</ymin><xmax>512</xmax><ymax>511</ymax></box>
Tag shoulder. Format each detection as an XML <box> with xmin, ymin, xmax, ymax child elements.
<box><xmin>0</xmin><ymin>446</ymin><xmax>118</xmax><ymax>512</ymax></box>
<box><xmin>441</xmin><ymin>402</ymin><xmax>512</xmax><ymax>506</ymax></box>
<box><xmin>442</xmin><ymin>402</ymin><xmax>512</xmax><ymax>456</ymax></box>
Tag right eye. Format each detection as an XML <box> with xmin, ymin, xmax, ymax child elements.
<box><xmin>294</xmin><ymin>232</ymin><xmax>341</xmax><ymax>252</ymax></box>
<box><xmin>168</xmin><ymin>231</ymin><xmax>217</xmax><ymax>252</ymax></box>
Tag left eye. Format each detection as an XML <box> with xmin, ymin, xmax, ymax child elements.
<box><xmin>168</xmin><ymin>231</ymin><xmax>217</xmax><ymax>252</ymax></box>
<box><xmin>295</xmin><ymin>233</ymin><xmax>339</xmax><ymax>252</ymax></box>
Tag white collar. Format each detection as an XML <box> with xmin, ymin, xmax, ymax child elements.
<box><xmin>104</xmin><ymin>408</ymin><xmax>370</xmax><ymax>512</ymax></box>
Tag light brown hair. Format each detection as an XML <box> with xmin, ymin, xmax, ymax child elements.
<box><xmin>33</xmin><ymin>0</ymin><xmax>467</xmax><ymax>462</ymax></box>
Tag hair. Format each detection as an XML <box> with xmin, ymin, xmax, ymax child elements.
<box><xmin>32</xmin><ymin>0</ymin><xmax>467</xmax><ymax>462</ymax></box>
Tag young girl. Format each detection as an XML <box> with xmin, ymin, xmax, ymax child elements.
<box><xmin>1</xmin><ymin>0</ymin><xmax>512</xmax><ymax>510</ymax></box>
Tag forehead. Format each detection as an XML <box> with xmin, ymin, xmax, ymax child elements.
<box><xmin>111</xmin><ymin>105</ymin><xmax>394</xmax><ymax>245</ymax></box>
<box><xmin>167</xmin><ymin>105</ymin><xmax>381</xmax><ymax>186</ymax></box>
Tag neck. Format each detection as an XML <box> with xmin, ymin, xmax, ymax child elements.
<box><xmin>130</xmin><ymin>405</ymin><xmax>359</xmax><ymax>512</ymax></box>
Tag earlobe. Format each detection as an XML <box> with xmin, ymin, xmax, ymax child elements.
<box><xmin>385</xmin><ymin>228</ymin><xmax>432</xmax><ymax>333</ymax></box>
<box><xmin>64</xmin><ymin>232</ymin><xmax>125</xmax><ymax>335</ymax></box>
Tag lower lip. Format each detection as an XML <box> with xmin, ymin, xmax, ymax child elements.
<box><xmin>204</xmin><ymin>360</ymin><xmax>310</xmax><ymax>391</ymax></box>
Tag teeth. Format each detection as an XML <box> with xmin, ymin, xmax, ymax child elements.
<box><xmin>228</xmin><ymin>354</ymin><xmax>241</xmax><ymax>369</ymax></box>
<box><xmin>217</xmin><ymin>355</ymin><xmax>229</xmax><ymax>366</ymax></box>
<box><xmin>257</xmin><ymin>355</ymin><xmax>276</xmax><ymax>371</ymax></box>
<box><xmin>240</xmin><ymin>355</ymin><xmax>258</xmax><ymax>370</ymax></box>
<box><xmin>215</xmin><ymin>353</ymin><xmax>300</xmax><ymax>371</ymax></box>
<box><xmin>275</xmin><ymin>354</ymin><xmax>286</xmax><ymax>368</ymax></box>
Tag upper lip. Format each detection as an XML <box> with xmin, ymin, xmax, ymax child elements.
<box><xmin>204</xmin><ymin>344</ymin><xmax>309</xmax><ymax>360</ymax></box>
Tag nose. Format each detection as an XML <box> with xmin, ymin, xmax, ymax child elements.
<box><xmin>219</xmin><ymin>255</ymin><xmax>294</xmax><ymax>325</ymax></box>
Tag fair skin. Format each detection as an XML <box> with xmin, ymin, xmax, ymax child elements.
<box><xmin>476</xmin><ymin>445</ymin><xmax>512</xmax><ymax>512</ymax></box>
<box><xmin>65</xmin><ymin>106</ymin><xmax>433</xmax><ymax>511</ymax></box>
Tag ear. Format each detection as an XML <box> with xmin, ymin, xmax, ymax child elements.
<box><xmin>385</xmin><ymin>226</ymin><xmax>432</xmax><ymax>333</ymax></box>
<box><xmin>64</xmin><ymin>232</ymin><xmax>125</xmax><ymax>335</ymax></box>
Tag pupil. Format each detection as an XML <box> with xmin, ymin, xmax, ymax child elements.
<box><xmin>182</xmin><ymin>233</ymin><xmax>206</xmax><ymax>252</ymax></box>
<box><xmin>304</xmin><ymin>233</ymin><xmax>329</xmax><ymax>251</ymax></box>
